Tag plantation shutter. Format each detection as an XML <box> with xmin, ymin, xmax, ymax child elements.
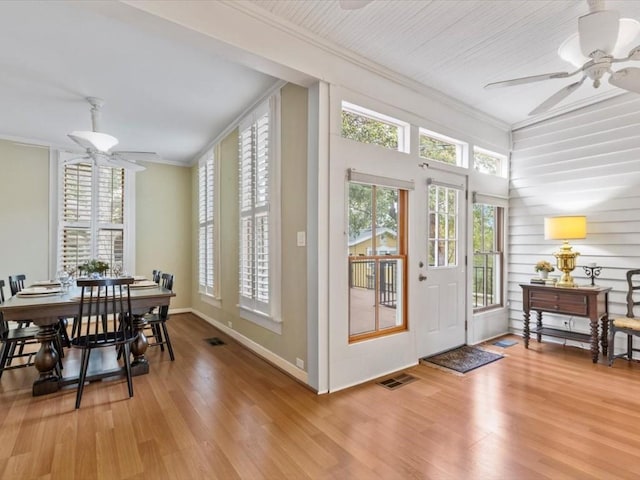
<box><xmin>97</xmin><ymin>166</ymin><xmax>125</xmax><ymax>269</ymax></box>
<box><xmin>198</xmin><ymin>151</ymin><xmax>215</xmax><ymax>295</ymax></box>
<box><xmin>58</xmin><ymin>160</ymin><xmax>125</xmax><ymax>275</ymax></box>
<box><xmin>60</xmin><ymin>162</ymin><xmax>93</xmax><ymax>272</ymax></box>
<box><xmin>238</xmin><ymin>103</ymin><xmax>270</xmax><ymax>313</ymax></box>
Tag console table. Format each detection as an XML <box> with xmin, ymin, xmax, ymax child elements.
<box><xmin>520</xmin><ymin>283</ymin><xmax>611</xmax><ymax>363</ymax></box>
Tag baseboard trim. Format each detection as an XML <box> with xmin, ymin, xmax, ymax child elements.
<box><xmin>190</xmin><ymin>308</ymin><xmax>309</xmax><ymax>385</ymax></box>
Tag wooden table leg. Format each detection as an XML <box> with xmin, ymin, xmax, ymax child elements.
<box><xmin>130</xmin><ymin>314</ymin><xmax>149</xmax><ymax>375</ymax></box>
<box><xmin>590</xmin><ymin>318</ymin><xmax>599</xmax><ymax>363</ymax></box>
<box><xmin>600</xmin><ymin>314</ymin><xmax>609</xmax><ymax>357</ymax></box>
<box><xmin>33</xmin><ymin>324</ymin><xmax>61</xmax><ymax>396</ymax></box>
<box><xmin>524</xmin><ymin>310</ymin><xmax>530</xmax><ymax>348</ymax></box>
<box><xmin>536</xmin><ymin>311</ymin><xmax>543</xmax><ymax>343</ymax></box>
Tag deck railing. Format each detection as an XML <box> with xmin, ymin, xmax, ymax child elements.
<box><xmin>349</xmin><ymin>258</ymin><xmax>397</xmax><ymax>308</ymax></box>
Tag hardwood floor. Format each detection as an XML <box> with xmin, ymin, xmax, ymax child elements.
<box><xmin>2</xmin><ymin>313</ymin><xmax>640</xmax><ymax>479</ymax></box>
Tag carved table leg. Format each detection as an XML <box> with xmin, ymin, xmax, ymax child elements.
<box><xmin>130</xmin><ymin>314</ymin><xmax>149</xmax><ymax>375</ymax></box>
<box><xmin>590</xmin><ymin>318</ymin><xmax>599</xmax><ymax>363</ymax></box>
<box><xmin>524</xmin><ymin>311</ymin><xmax>530</xmax><ymax>349</ymax></box>
<box><xmin>600</xmin><ymin>315</ymin><xmax>609</xmax><ymax>357</ymax></box>
<box><xmin>536</xmin><ymin>311</ymin><xmax>543</xmax><ymax>343</ymax></box>
<box><xmin>33</xmin><ymin>324</ymin><xmax>61</xmax><ymax>396</ymax></box>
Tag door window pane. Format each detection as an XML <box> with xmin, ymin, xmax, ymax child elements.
<box><xmin>428</xmin><ymin>184</ymin><xmax>458</xmax><ymax>267</ymax></box>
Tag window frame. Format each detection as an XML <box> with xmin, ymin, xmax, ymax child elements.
<box><xmin>473</xmin><ymin>146</ymin><xmax>507</xmax><ymax>178</ymax></box>
<box><xmin>341</xmin><ymin>101</ymin><xmax>410</xmax><ymax>153</ymax></box>
<box><xmin>53</xmin><ymin>151</ymin><xmax>135</xmax><ymax>276</ymax></box>
<box><xmin>419</xmin><ymin>128</ymin><xmax>468</xmax><ymax>168</ymax></box>
<box><xmin>347</xmin><ymin>175</ymin><xmax>409</xmax><ymax>343</ymax></box>
<box><xmin>198</xmin><ymin>147</ymin><xmax>219</xmax><ymax>300</ymax></box>
<box><xmin>472</xmin><ymin>201</ymin><xmax>504</xmax><ymax>312</ymax></box>
<box><xmin>237</xmin><ymin>93</ymin><xmax>282</xmax><ymax>332</ymax></box>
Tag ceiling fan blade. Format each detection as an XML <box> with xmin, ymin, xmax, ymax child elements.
<box><xmin>529</xmin><ymin>77</ymin><xmax>586</xmax><ymax>116</ymax></box>
<box><xmin>109</xmin><ymin>153</ymin><xmax>146</xmax><ymax>172</ymax></box>
<box><xmin>578</xmin><ymin>8</ymin><xmax>619</xmax><ymax>56</ymax></box>
<box><xmin>484</xmin><ymin>71</ymin><xmax>574</xmax><ymax>89</ymax></box>
<box><xmin>339</xmin><ymin>0</ymin><xmax>372</xmax><ymax>10</ymax></box>
<box><xmin>609</xmin><ymin>67</ymin><xmax>640</xmax><ymax>93</ymax></box>
<box><xmin>112</xmin><ymin>151</ymin><xmax>160</xmax><ymax>162</ymax></box>
<box><xmin>63</xmin><ymin>155</ymin><xmax>91</xmax><ymax>165</ymax></box>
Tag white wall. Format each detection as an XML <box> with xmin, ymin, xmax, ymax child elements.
<box><xmin>508</xmin><ymin>93</ymin><xmax>640</xmax><ymax>350</ymax></box>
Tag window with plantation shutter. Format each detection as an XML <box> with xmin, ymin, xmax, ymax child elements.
<box><xmin>238</xmin><ymin>93</ymin><xmax>281</xmax><ymax>329</ymax></box>
<box><xmin>198</xmin><ymin>149</ymin><xmax>217</xmax><ymax>297</ymax></box>
<box><xmin>57</xmin><ymin>154</ymin><xmax>131</xmax><ymax>276</ymax></box>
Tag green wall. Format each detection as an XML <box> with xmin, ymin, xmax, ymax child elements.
<box><xmin>0</xmin><ymin>140</ymin><xmax>50</xmax><ymax>286</ymax></box>
<box><xmin>0</xmin><ymin>139</ymin><xmax>192</xmax><ymax>310</ymax></box>
<box><xmin>191</xmin><ymin>83</ymin><xmax>309</xmax><ymax>370</ymax></box>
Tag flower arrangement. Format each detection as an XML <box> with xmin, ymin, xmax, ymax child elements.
<box><xmin>78</xmin><ymin>259</ymin><xmax>110</xmax><ymax>276</ymax></box>
<box><xmin>534</xmin><ymin>260</ymin><xmax>555</xmax><ymax>273</ymax></box>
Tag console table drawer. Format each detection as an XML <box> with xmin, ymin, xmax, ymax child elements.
<box><xmin>529</xmin><ymin>291</ymin><xmax>588</xmax><ymax>315</ymax></box>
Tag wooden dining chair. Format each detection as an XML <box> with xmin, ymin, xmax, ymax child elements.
<box><xmin>71</xmin><ymin>277</ymin><xmax>137</xmax><ymax>408</ymax></box>
<box><xmin>152</xmin><ymin>269</ymin><xmax>162</xmax><ymax>284</ymax></box>
<box><xmin>0</xmin><ymin>280</ymin><xmax>60</xmax><ymax>378</ymax></box>
<box><xmin>144</xmin><ymin>273</ymin><xmax>175</xmax><ymax>361</ymax></box>
<box><xmin>9</xmin><ymin>274</ymin><xmax>70</xmax><ymax>349</ymax></box>
<box><xmin>608</xmin><ymin>269</ymin><xmax>640</xmax><ymax>365</ymax></box>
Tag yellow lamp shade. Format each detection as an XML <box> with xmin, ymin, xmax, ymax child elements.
<box><xmin>544</xmin><ymin>216</ymin><xmax>586</xmax><ymax>240</ymax></box>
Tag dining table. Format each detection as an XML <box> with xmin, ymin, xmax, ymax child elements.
<box><xmin>0</xmin><ymin>279</ymin><xmax>175</xmax><ymax>396</ymax></box>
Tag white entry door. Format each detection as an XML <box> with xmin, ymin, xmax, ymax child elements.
<box><xmin>412</xmin><ymin>169</ymin><xmax>467</xmax><ymax>357</ymax></box>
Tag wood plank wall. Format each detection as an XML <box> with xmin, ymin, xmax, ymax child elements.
<box><xmin>508</xmin><ymin>93</ymin><xmax>640</xmax><ymax>340</ymax></box>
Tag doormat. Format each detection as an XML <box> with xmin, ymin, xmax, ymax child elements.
<box><xmin>493</xmin><ymin>339</ymin><xmax>518</xmax><ymax>348</ymax></box>
<box><xmin>421</xmin><ymin>345</ymin><xmax>503</xmax><ymax>374</ymax></box>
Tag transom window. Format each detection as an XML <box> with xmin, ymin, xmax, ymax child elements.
<box><xmin>341</xmin><ymin>101</ymin><xmax>409</xmax><ymax>153</ymax></box>
<box><xmin>419</xmin><ymin>128</ymin><xmax>466</xmax><ymax>167</ymax></box>
<box><xmin>473</xmin><ymin>147</ymin><xmax>506</xmax><ymax>177</ymax></box>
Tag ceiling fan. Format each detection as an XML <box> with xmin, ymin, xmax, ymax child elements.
<box><xmin>67</xmin><ymin>97</ymin><xmax>158</xmax><ymax>172</ymax></box>
<box><xmin>485</xmin><ymin>0</ymin><xmax>640</xmax><ymax>116</ymax></box>
<box><xmin>339</xmin><ymin>0</ymin><xmax>372</xmax><ymax>10</ymax></box>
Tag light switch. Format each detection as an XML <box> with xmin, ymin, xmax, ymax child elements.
<box><xmin>297</xmin><ymin>231</ymin><xmax>306</xmax><ymax>247</ymax></box>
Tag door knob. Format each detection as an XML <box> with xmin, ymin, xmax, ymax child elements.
<box><xmin>418</xmin><ymin>274</ymin><xmax>427</xmax><ymax>281</ymax></box>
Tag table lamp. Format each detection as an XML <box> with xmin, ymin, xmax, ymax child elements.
<box><xmin>544</xmin><ymin>216</ymin><xmax>586</xmax><ymax>287</ymax></box>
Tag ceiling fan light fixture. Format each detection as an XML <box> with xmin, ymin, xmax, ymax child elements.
<box><xmin>558</xmin><ymin>33</ymin><xmax>588</xmax><ymax>67</ymax></box>
<box><xmin>578</xmin><ymin>9</ymin><xmax>620</xmax><ymax>56</ymax></box>
<box><xmin>612</xmin><ymin>18</ymin><xmax>640</xmax><ymax>57</ymax></box>
<box><xmin>68</xmin><ymin>130</ymin><xmax>119</xmax><ymax>152</ymax></box>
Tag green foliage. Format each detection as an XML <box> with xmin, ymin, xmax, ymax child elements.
<box><xmin>78</xmin><ymin>259</ymin><xmax>110</xmax><ymax>275</ymax></box>
<box><xmin>474</xmin><ymin>151</ymin><xmax>501</xmax><ymax>175</ymax></box>
<box><xmin>348</xmin><ymin>183</ymin><xmax>398</xmax><ymax>239</ymax></box>
<box><xmin>419</xmin><ymin>135</ymin><xmax>457</xmax><ymax>165</ymax></box>
<box><xmin>341</xmin><ymin>110</ymin><xmax>398</xmax><ymax>149</ymax></box>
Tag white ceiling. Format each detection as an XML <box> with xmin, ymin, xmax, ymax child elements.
<box><xmin>247</xmin><ymin>0</ymin><xmax>640</xmax><ymax>126</ymax></box>
<box><xmin>2</xmin><ymin>1</ymin><xmax>640</xmax><ymax>166</ymax></box>
<box><xmin>0</xmin><ymin>1</ymin><xmax>278</xmax><ymax>165</ymax></box>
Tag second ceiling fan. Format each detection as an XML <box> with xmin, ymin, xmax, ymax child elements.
<box><xmin>67</xmin><ymin>97</ymin><xmax>159</xmax><ymax>171</ymax></box>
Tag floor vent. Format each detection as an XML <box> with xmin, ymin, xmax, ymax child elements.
<box><xmin>377</xmin><ymin>373</ymin><xmax>417</xmax><ymax>390</ymax></box>
<box><xmin>205</xmin><ymin>337</ymin><xmax>225</xmax><ymax>346</ymax></box>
